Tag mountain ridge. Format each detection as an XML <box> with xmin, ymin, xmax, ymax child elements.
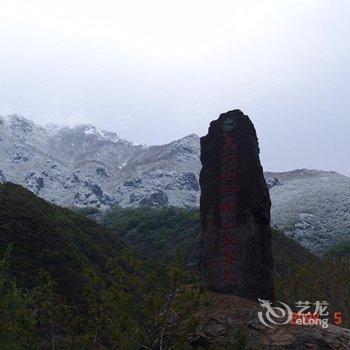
<box><xmin>0</xmin><ymin>114</ymin><xmax>201</xmax><ymax>208</ymax></box>
<box><xmin>1</xmin><ymin>114</ymin><xmax>349</xmax><ymax>254</ymax></box>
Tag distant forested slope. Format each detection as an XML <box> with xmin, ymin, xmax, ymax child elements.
<box><xmin>102</xmin><ymin>206</ymin><xmax>314</xmax><ymax>277</ymax></box>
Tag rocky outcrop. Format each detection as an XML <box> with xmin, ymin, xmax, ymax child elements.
<box><xmin>139</xmin><ymin>190</ymin><xmax>169</xmax><ymax>207</ymax></box>
<box><xmin>199</xmin><ymin>110</ymin><xmax>274</xmax><ymax>301</ymax></box>
<box><xmin>189</xmin><ymin>293</ymin><xmax>350</xmax><ymax>349</ymax></box>
<box><xmin>266</xmin><ymin>176</ymin><xmax>281</xmax><ymax>189</ymax></box>
<box><xmin>0</xmin><ymin>169</ymin><xmax>5</xmax><ymax>183</ymax></box>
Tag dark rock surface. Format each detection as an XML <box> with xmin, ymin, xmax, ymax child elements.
<box><xmin>0</xmin><ymin>169</ymin><xmax>5</xmax><ymax>183</ymax></box>
<box><xmin>199</xmin><ymin>110</ymin><xmax>274</xmax><ymax>300</ymax></box>
<box><xmin>189</xmin><ymin>293</ymin><xmax>350</xmax><ymax>349</ymax></box>
<box><xmin>266</xmin><ymin>176</ymin><xmax>281</xmax><ymax>189</ymax></box>
<box><xmin>132</xmin><ymin>190</ymin><xmax>170</xmax><ymax>207</ymax></box>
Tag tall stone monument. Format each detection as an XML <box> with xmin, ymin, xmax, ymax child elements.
<box><xmin>199</xmin><ymin>109</ymin><xmax>274</xmax><ymax>301</ymax></box>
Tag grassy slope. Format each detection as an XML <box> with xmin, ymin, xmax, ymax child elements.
<box><xmin>0</xmin><ymin>183</ymin><xmax>158</xmax><ymax>303</ymax></box>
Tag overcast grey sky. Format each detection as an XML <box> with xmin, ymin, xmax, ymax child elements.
<box><xmin>1</xmin><ymin>0</ymin><xmax>349</xmax><ymax>175</ymax></box>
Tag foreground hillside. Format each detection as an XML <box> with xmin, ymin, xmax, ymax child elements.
<box><xmin>1</xmin><ymin>184</ymin><xmax>350</xmax><ymax>348</ymax></box>
<box><xmin>0</xmin><ymin>183</ymin><xmax>204</xmax><ymax>348</ymax></box>
<box><xmin>0</xmin><ymin>183</ymin><xmax>161</xmax><ymax>303</ymax></box>
<box><xmin>190</xmin><ymin>293</ymin><xmax>350</xmax><ymax>349</ymax></box>
<box><xmin>102</xmin><ymin>207</ymin><xmax>350</xmax><ymax>328</ymax></box>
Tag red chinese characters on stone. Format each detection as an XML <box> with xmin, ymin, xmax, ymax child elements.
<box><xmin>219</xmin><ymin>134</ymin><xmax>238</xmax><ymax>288</ymax></box>
<box><xmin>221</xmin><ymin>154</ymin><xmax>237</xmax><ymax>168</ymax></box>
<box><xmin>221</xmin><ymin>169</ymin><xmax>237</xmax><ymax>181</ymax></box>
<box><xmin>219</xmin><ymin>202</ymin><xmax>236</xmax><ymax>212</ymax></box>
<box><xmin>221</xmin><ymin>269</ymin><xmax>236</xmax><ymax>285</ymax></box>
<box><xmin>220</xmin><ymin>229</ymin><xmax>236</xmax><ymax>246</ymax></box>
<box><xmin>220</xmin><ymin>186</ymin><xmax>237</xmax><ymax>197</ymax></box>
<box><xmin>223</xmin><ymin>251</ymin><xmax>237</xmax><ymax>265</ymax></box>
<box><xmin>221</xmin><ymin>138</ymin><xmax>237</xmax><ymax>156</ymax></box>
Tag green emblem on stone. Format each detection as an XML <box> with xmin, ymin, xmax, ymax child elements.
<box><xmin>221</xmin><ymin>116</ymin><xmax>236</xmax><ymax>132</ymax></box>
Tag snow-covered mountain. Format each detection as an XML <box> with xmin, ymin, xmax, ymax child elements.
<box><xmin>0</xmin><ymin>114</ymin><xmax>200</xmax><ymax>208</ymax></box>
<box><xmin>1</xmin><ymin>114</ymin><xmax>349</xmax><ymax>254</ymax></box>
<box><xmin>266</xmin><ymin>169</ymin><xmax>350</xmax><ymax>255</ymax></box>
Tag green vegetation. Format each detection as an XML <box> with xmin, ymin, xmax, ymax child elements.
<box><xmin>103</xmin><ymin>206</ymin><xmax>350</xmax><ymax>328</ymax></box>
<box><xmin>0</xmin><ymin>244</ymin><xmax>36</xmax><ymax>349</ymax></box>
<box><xmin>0</xmin><ymin>184</ymin><xmax>205</xmax><ymax>348</ymax></box>
<box><xmin>0</xmin><ymin>182</ymin><xmax>151</xmax><ymax>302</ymax></box>
<box><xmin>0</xmin><ymin>243</ymin><xmax>205</xmax><ymax>349</ymax></box>
<box><xmin>1</xmin><ymin>183</ymin><xmax>350</xmax><ymax>348</ymax></box>
<box><xmin>103</xmin><ymin>207</ymin><xmax>314</xmax><ymax>277</ymax></box>
<box><xmin>326</xmin><ymin>239</ymin><xmax>350</xmax><ymax>258</ymax></box>
<box><xmin>275</xmin><ymin>238</ymin><xmax>350</xmax><ymax>327</ymax></box>
<box><xmin>275</xmin><ymin>256</ymin><xmax>350</xmax><ymax>328</ymax></box>
<box><xmin>103</xmin><ymin>207</ymin><xmax>200</xmax><ymax>266</ymax></box>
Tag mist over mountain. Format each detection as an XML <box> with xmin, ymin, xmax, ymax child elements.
<box><xmin>1</xmin><ymin>114</ymin><xmax>349</xmax><ymax>254</ymax></box>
